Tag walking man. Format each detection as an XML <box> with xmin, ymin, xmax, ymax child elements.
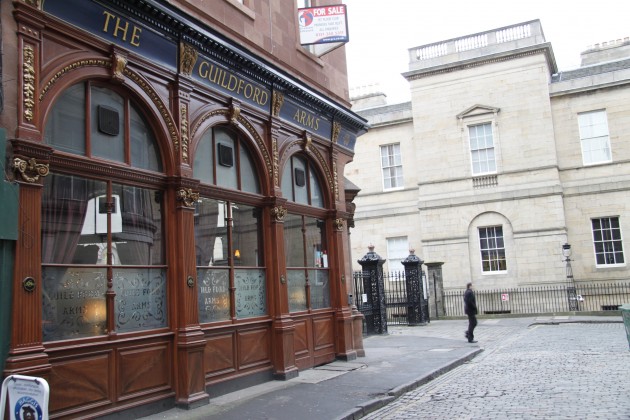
<box><xmin>464</xmin><ymin>282</ymin><xmax>478</xmax><ymax>343</ymax></box>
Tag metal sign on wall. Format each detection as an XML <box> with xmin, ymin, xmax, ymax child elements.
<box><xmin>298</xmin><ymin>4</ymin><xmax>348</xmax><ymax>56</ymax></box>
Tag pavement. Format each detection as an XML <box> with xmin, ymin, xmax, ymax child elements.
<box><xmin>140</xmin><ymin>314</ymin><xmax>625</xmax><ymax>420</ymax></box>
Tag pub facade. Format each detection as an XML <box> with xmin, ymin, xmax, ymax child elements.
<box><xmin>1</xmin><ymin>0</ymin><xmax>368</xmax><ymax>417</ymax></box>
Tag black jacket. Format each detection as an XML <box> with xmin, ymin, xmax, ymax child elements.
<box><xmin>464</xmin><ymin>288</ymin><xmax>478</xmax><ymax>315</ymax></box>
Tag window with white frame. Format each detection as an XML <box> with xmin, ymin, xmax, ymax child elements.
<box><xmin>380</xmin><ymin>143</ymin><xmax>403</xmax><ymax>190</ymax></box>
<box><xmin>386</xmin><ymin>236</ymin><xmax>409</xmax><ymax>273</ymax></box>
<box><xmin>469</xmin><ymin>123</ymin><xmax>496</xmax><ymax>175</ymax></box>
<box><xmin>479</xmin><ymin>226</ymin><xmax>506</xmax><ymax>272</ymax></box>
<box><xmin>592</xmin><ymin>217</ymin><xmax>625</xmax><ymax>265</ymax></box>
<box><xmin>578</xmin><ymin>110</ymin><xmax>611</xmax><ymax>165</ymax></box>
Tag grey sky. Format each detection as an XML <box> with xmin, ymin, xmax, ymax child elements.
<box><xmin>344</xmin><ymin>0</ymin><xmax>630</xmax><ymax>104</ymax></box>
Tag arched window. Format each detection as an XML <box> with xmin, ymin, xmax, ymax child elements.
<box><xmin>193</xmin><ymin>126</ymin><xmax>265</xmax><ymax>323</ymax></box>
<box><xmin>281</xmin><ymin>155</ymin><xmax>323</xmax><ymax>207</ymax></box>
<box><xmin>44</xmin><ymin>82</ymin><xmax>162</xmax><ymax>172</ymax></box>
<box><xmin>281</xmin><ymin>155</ymin><xmax>329</xmax><ymax>311</ymax></box>
<box><xmin>193</xmin><ymin>126</ymin><xmax>260</xmax><ymax>194</ymax></box>
<box><xmin>41</xmin><ymin>84</ymin><xmax>166</xmax><ymax>341</ymax></box>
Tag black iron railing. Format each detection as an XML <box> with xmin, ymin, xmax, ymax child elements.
<box><xmin>443</xmin><ymin>283</ymin><xmax>630</xmax><ymax>316</ymax></box>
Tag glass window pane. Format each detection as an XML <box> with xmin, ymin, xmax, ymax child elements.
<box><xmin>284</xmin><ymin>213</ymin><xmax>306</xmax><ymax>267</ymax></box>
<box><xmin>193</xmin><ymin>131</ymin><xmax>214</xmax><ymax>184</ymax></box>
<box><xmin>293</xmin><ymin>157</ymin><xmax>308</xmax><ymax>205</ymax></box>
<box><xmin>235</xmin><ymin>268</ymin><xmax>266</xmax><ymax>317</ymax></box>
<box><xmin>44</xmin><ymin>83</ymin><xmax>86</xmax><ymax>155</ymax></box>
<box><xmin>111</xmin><ymin>185</ymin><xmax>164</xmax><ymax>265</ymax></box>
<box><xmin>195</xmin><ymin>198</ymin><xmax>229</xmax><ymax>266</ymax></box>
<box><xmin>197</xmin><ymin>268</ymin><xmax>230</xmax><ymax>323</ymax></box>
<box><xmin>287</xmin><ymin>269</ymin><xmax>307</xmax><ymax>312</ymax></box>
<box><xmin>42</xmin><ymin>267</ymin><xmax>107</xmax><ymax>341</ymax></box>
<box><xmin>114</xmin><ymin>268</ymin><xmax>167</xmax><ymax>332</ymax></box>
<box><xmin>309</xmin><ymin>170</ymin><xmax>324</xmax><ymax>207</ymax></box>
<box><xmin>232</xmin><ymin>204</ymin><xmax>262</xmax><ymax>267</ymax></box>
<box><xmin>42</xmin><ymin>174</ymin><xmax>107</xmax><ymax>264</ymax></box>
<box><xmin>91</xmin><ymin>86</ymin><xmax>125</xmax><ymax>163</ymax></box>
<box><xmin>309</xmin><ymin>269</ymin><xmax>330</xmax><ymax>309</ymax></box>
<box><xmin>239</xmin><ymin>142</ymin><xmax>260</xmax><ymax>194</ymax></box>
<box><xmin>130</xmin><ymin>106</ymin><xmax>162</xmax><ymax>172</ymax></box>
<box><xmin>215</xmin><ymin>128</ymin><xmax>238</xmax><ymax>190</ymax></box>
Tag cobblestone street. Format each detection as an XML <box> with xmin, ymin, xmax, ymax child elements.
<box><xmin>365</xmin><ymin>319</ymin><xmax>630</xmax><ymax>420</ymax></box>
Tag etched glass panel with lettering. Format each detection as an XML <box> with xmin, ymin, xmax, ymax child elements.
<box><xmin>235</xmin><ymin>269</ymin><xmax>266</xmax><ymax>318</ymax></box>
<box><xmin>42</xmin><ymin>267</ymin><xmax>107</xmax><ymax>341</ymax></box>
<box><xmin>197</xmin><ymin>268</ymin><xmax>230</xmax><ymax>323</ymax></box>
<box><xmin>114</xmin><ymin>268</ymin><xmax>167</xmax><ymax>332</ymax></box>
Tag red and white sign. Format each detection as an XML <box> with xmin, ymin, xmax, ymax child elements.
<box><xmin>298</xmin><ymin>5</ymin><xmax>349</xmax><ymax>46</ymax></box>
<box><xmin>501</xmin><ymin>293</ymin><xmax>509</xmax><ymax>301</ymax></box>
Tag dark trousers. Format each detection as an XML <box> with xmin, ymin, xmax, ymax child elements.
<box><xmin>466</xmin><ymin>313</ymin><xmax>477</xmax><ymax>341</ymax></box>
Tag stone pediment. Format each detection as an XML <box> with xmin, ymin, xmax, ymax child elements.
<box><xmin>456</xmin><ymin>105</ymin><xmax>500</xmax><ymax>120</ymax></box>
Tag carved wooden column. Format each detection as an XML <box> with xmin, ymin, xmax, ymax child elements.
<box><xmin>4</xmin><ymin>140</ymin><xmax>53</xmax><ymax>378</ymax></box>
<box><xmin>171</xmin><ymin>51</ymin><xmax>208</xmax><ymax>408</ymax></box>
<box><xmin>267</xmin><ymin>202</ymin><xmax>298</xmax><ymax>380</ymax></box>
<box><xmin>329</xmin><ymin>216</ymin><xmax>358</xmax><ymax>361</ymax></box>
<box><xmin>171</xmin><ymin>182</ymin><xmax>209</xmax><ymax>408</ymax></box>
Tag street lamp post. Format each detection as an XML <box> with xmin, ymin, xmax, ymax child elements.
<box><xmin>562</xmin><ymin>243</ymin><xmax>579</xmax><ymax>311</ymax></box>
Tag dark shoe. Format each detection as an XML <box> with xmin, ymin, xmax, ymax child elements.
<box><xmin>468</xmin><ymin>340</ymin><xmax>478</xmax><ymax>343</ymax></box>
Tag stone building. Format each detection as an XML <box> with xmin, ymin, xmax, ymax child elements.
<box><xmin>0</xmin><ymin>0</ymin><xmax>368</xmax><ymax>417</ymax></box>
<box><xmin>347</xmin><ymin>20</ymin><xmax>630</xmax><ymax>293</ymax></box>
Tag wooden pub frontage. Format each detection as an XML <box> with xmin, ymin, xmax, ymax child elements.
<box><xmin>2</xmin><ymin>0</ymin><xmax>368</xmax><ymax>417</ymax></box>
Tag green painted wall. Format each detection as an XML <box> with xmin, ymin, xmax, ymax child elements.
<box><xmin>0</xmin><ymin>128</ymin><xmax>18</xmax><ymax>372</ymax></box>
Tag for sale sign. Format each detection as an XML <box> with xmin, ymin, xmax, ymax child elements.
<box><xmin>298</xmin><ymin>4</ymin><xmax>349</xmax><ymax>46</ymax></box>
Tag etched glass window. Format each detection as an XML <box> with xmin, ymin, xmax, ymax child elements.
<box><xmin>479</xmin><ymin>226</ymin><xmax>506</xmax><ymax>273</ymax></box>
<box><xmin>42</xmin><ymin>173</ymin><xmax>166</xmax><ymax>341</ymax></box>
<box><xmin>469</xmin><ymin>123</ymin><xmax>496</xmax><ymax>175</ymax></box>
<box><xmin>592</xmin><ymin>217</ymin><xmax>624</xmax><ymax>266</ymax></box>
<box><xmin>579</xmin><ymin>110</ymin><xmax>611</xmax><ymax>165</ymax></box>
<box><xmin>195</xmin><ymin>198</ymin><xmax>266</xmax><ymax>322</ymax></box>
<box><xmin>284</xmin><ymin>213</ymin><xmax>329</xmax><ymax>311</ymax></box>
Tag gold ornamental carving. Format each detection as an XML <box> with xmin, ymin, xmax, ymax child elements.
<box><xmin>112</xmin><ymin>53</ymin><xmax>128</xmax><ymax>83</ymax></box>
<box><xmin>303</xmin><ymin>132</ymin><xmax>312</xmax><ymax>151</ymax></box>
<box><xmin>332</xmin><ymin>122</ymin><xmax>341</xmax><ymax>144</ymax></box>
<box><xmin>272</xmin><ymin>91</ymin><xmax>284</xmax><ymax>117</ymax></box>
<box><xmin>334</xmin><ymin>218</ymin><xmax>344</xmax><ymax>231</ymax></box>
<box><xmin>180</xmin><ymin>105</ymin><xmax>190</xmax><ymax>163</ymax></box>
<box><xmin>180</xmin><ymin>42</ymin><xmax>198</xmax><ymax>76</ymax></box>
<box><xmin>333</xmin><ymin>159</ymin><xmax>339</xmax><ymax>200</ymax></box>
<box><xmin>40</xmin><ymin>59</ymin><xmax>111</xmax><ymax>101</ymax></box>
<box><xmin>124</xmin><ymin>67</ymin><xmax>179</xmax><ymax>152</ymax></box>
<box><xmin>270</xmin><ymin>206</ymin><xmax>287</xmax><ymax>222</ymax></box>
<box><xmin>13</xmin><ymin>157</ymin><xmax>49</xmax><ymax>183</ymax></box>
<box><xmin>176</xmin><ymin>188</ymin><xmax>199</xmax><ymax>208</ymax></box>
<box><xmin>23</xmin><ymin>46</ymin><xmax>35</xmax><ymax>122</ymax></box>
<box><xmin>229</xmin><ymin>101</ymin><xmax>241</xmax><ymax>125</ymax></box>
<box><xmin>272</xmin><ymin>136</ymin><xmax>279</xmax><ymax>187</ymax></box>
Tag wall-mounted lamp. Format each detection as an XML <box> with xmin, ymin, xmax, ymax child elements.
<box><xmin>234</xmin><ymin>249</ymin><xmax>241</xmax><ymax>259</ymax></box>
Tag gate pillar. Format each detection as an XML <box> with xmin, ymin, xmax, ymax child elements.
<box><xmin>357</xmin><ymin>245</ymin><xmax>387</xmax><ymax>334</ymax></box>
<box><xmin>402</xmin><ymin>250</ymin><xmax>428</xmax><ymax>325</ymax></box>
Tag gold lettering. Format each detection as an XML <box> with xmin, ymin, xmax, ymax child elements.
<box><xmin>102</xmin><ymin>11</ymin><xmax>115</xmax><ymax>33</ymax></box>
<box><xmin>198</xmin><ymin>61</ymin><xmax>208</xmax><ymax>78</ymax></box>
<box><xmin>130</xmin><ymin>26</ymin><xmax>142</xmax><ymax>47</ymax></box>
<box><xmin>113</xmin><ymin>18</ymin><xmax>130</xmax><ymax>41</ymax></box>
